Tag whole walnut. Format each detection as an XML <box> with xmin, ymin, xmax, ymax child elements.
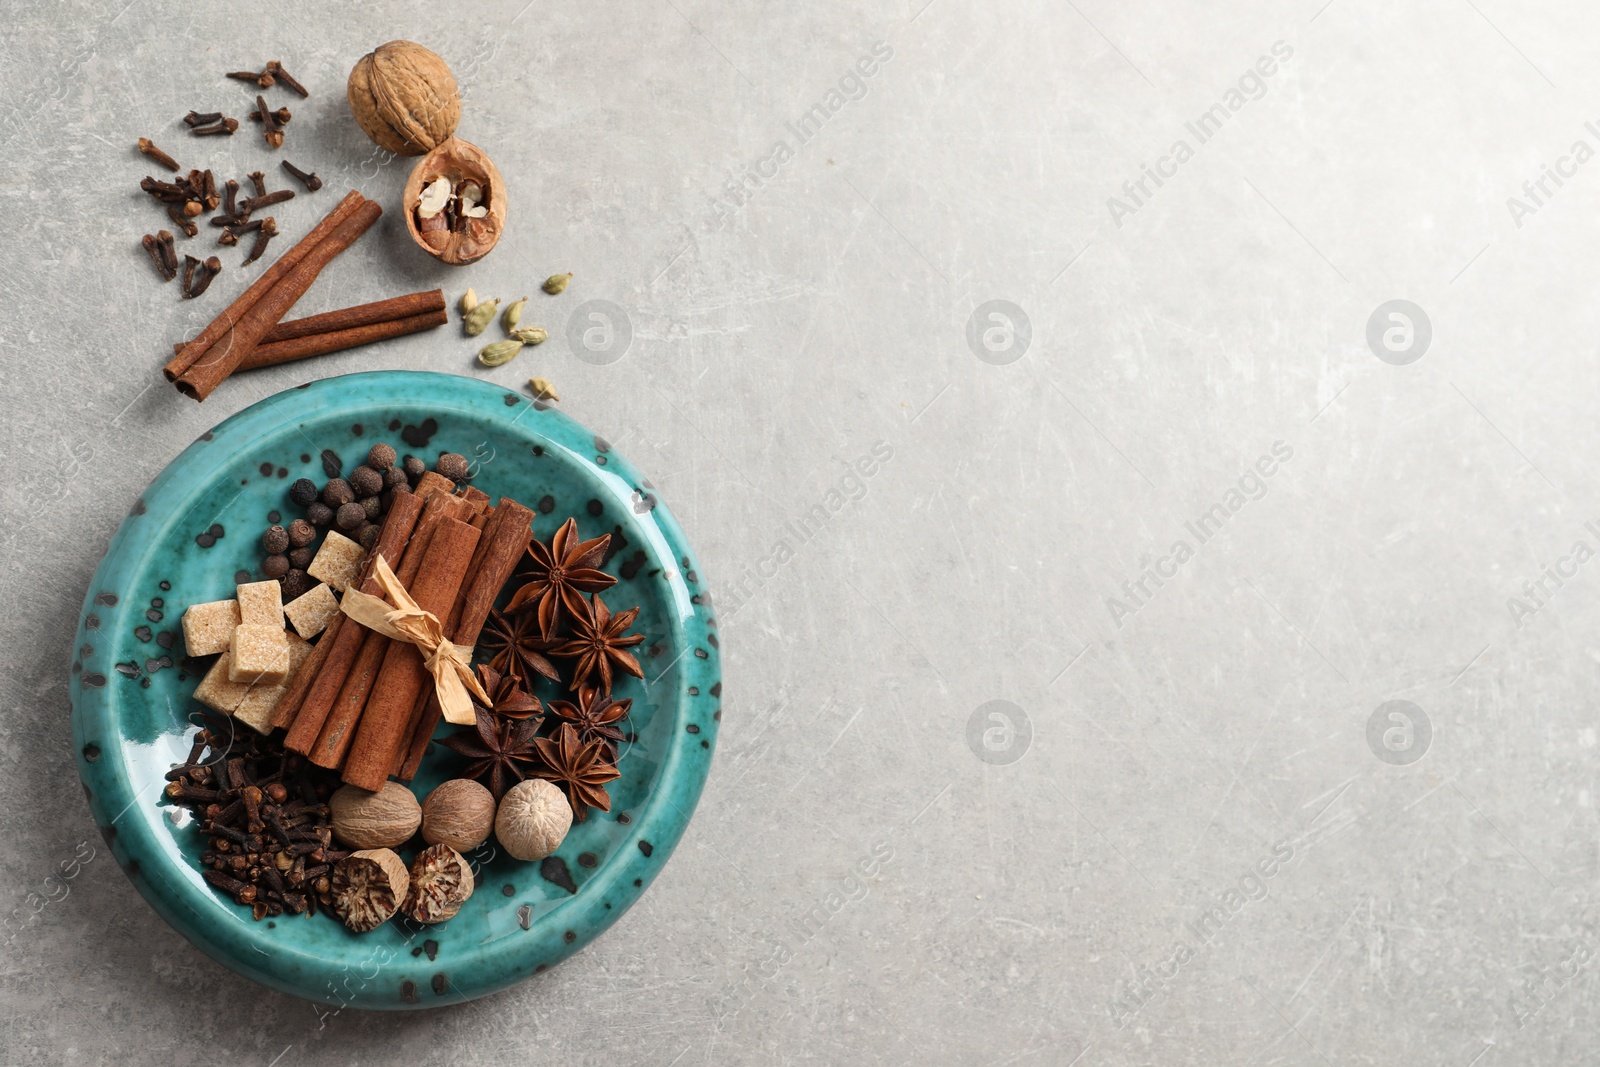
<box><xmin>330</xmin><ymin>781</ymin><xmax>422</xmax><ymax>849</ymax></box>
<box><xmin>347</xmin><ymin>41</ymin><xmax>461</xmax><ymax>156</ymax></box>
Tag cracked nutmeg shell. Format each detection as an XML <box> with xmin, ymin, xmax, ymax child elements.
<box><xmin>346</xmin><ymin>40</ymin><xmax>461</xmax><ymax>156</ymax></box>
<box><xmin>404</xmin><ymin>843</ymin><xmax>476</xmax><ymax>923</ymax></box>
<box><xmin>331</xmin><ymin>848</ymin><xmax>410</xmax><ymax>933</ymax></box>
<box><xmin>403</xmin><ymin>137</ymin><xmax>506</xmax><ymax>265</ymax></box>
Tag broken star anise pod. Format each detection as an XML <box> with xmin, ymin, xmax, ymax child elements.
<box><xmin>532</xmin><ymin>722</ymin><xmax>621</xmax><ymax>822</ymax></box>
<box><xmin>553</xmin><ymin>593</ymin><xmax>645</xmax><ymax>695</ymax></box>
<box><xmin>436</xmin><ymin>705</ymin><xmax>542</xmax><ymax>800</ymax></box>
<box><xmin>473</xmin><ymin>663</ymin><xmax>542</xmax><ymax>721</ymax></box>
<box><xmin>547</xmin><ymin>685</ymin><xmax>631</xmax><ymax>760</ymax></box>
<box><xmin>477</xmin><ymin>608</ymin><xmax>560</xmax><ymax>686</ymax></box>
<box><xmin>505</xmin><ymin>517</ymin><xmax>617</xmax><ymax>638</ymax></box>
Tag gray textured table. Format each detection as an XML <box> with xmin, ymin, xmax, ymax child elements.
<box><xmin>4</xmin><ymin>1</ymin><xmax>1596</xmax><ymax>1063</ymax></box>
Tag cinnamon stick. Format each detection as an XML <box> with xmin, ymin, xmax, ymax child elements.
<box><xmin>304</xmin><ymin>493</ymin><xmax>472</xmax><ymax>767</ymax></box>
<box><xmin>174</xmin><ymin>197</ymin><xmax>384</xmax><ymax>401</ymax></box>
<box><xmin>341</xmin><ymin>518</ymin><xmax>483</xmax><ymax>791</ymax></box>
<box><xmin>163</xmin><ymin>191</ymin><xmax>364</xmax><ymax>382</ymax></box>
<box><xmin>238</xmin><ymin>309</ymin><xmax>448</xmax><ymax>371</ymax></box>
<box><xmin>282</xmin><ymin>492</ymin><xmax>425</xmax><ymax>752</ymax></box>
<box><xmin>170</xmin><ymin>291</ymin><xmax>448</xmax><ymax>358</ymax></box>
<box><xmin>398</xmin><ymin>499</ymin><xmax>534</xmax><ymax>779</ymax></box>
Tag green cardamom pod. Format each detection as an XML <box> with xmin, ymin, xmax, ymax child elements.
<box><xmin>501</xmin><ymin>296</ymin><xmax>527</xmax><ymax>334</ymax></box>
<box><xmin>528</xmin><ymin>377</ymin><xmax>559</xmax><ymax>401</ymax></box>
<box><xmin>477</xmin><ymin>339</ymin><xmax>524</xmax><ymax>367</ymax></box>
<box><xmin>459</xmin><ymin>288</ymin><xmax>477</xmax><ymax>315</ymax></box>
<box><xmin>511</xmin><ymin>326</ymin><xmax>548</xmax><ymax>346</ymax></box>
<box><xmin>463</xmin><ymin>298</ymin><xmax>500</xmax><ymax>336</ymax></box>
<box><xmin>542</xmin><ymin>272</ymin><xmax>573</xmax><ymax>295</ymax></box>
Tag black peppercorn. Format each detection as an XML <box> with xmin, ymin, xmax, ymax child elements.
<box><xmin>367</xmin><ymin>443</ymin><xmax>397</xmax><ymax>472</ymax></box>
<box><xmin>335</xmin><ymin>502</ymin><xmax>366</xmax><ymax>531</ymax></box>
<box><xmin>321</xmin><ymin>479</ymin><xmax>354</xmax><ymax>507</ymax></box>
<box><xmin>287</xmin><ymin>547</ymin><xmax>314</xmax><ymax>570</ymax></box>
<box><xmin>306</xmin><ymin>502</ymin><xmax>333</xmax><ymax>528</ymax></box>
<box><xmin>402</xmin><ymin>455</ymin><xmax>426</xmax><ymax>483</ymax></box>
<box><xmin>359</xmin><ymin>495</ymin><xmax>381</xmax><ymax>521</ymax></box>
<box><xmin>262</xmin><ymin>525</ymin><xmax>289</xmax><ymax>554</ymax></box>
<box><xmin>287</xmin><ymin>519</ymin><xmax>315</xmax><ymax>548</ymax></box>
<box><xmin>383</xmin><ymin>467</ymin><xmax>408</xmax><ymax>490</ymax></box>
<box><xmin>262</xmin><ymin>554</ymin><xmax>290</xmax><ymax>579</ymax></box>
<box><xmin>356</xmin><ymin>523</ymin><xmax>381</xmax><ymax>550</ymax></box>
<box><xmin>349</xmin><ymin>465</ymin><xmax>383</xmax><ymax>497</ymax></box>
<box><xmin>281</xmin><ymin>569</ymin><xmax>314</xmax><ymax>600</ymax></box>
<box><xmin>288</xmin><ymin>478</ymin><xmax>318</xmax><ymax>507</ymax></box>
<box><xmin>379</xmin><ymin>485</ymin><xmax>410</xmax><ymax>513</ymax></box>
<box><xmin>436</xmin><ymin>453</ymin><xmax>469</xmax><ymax>483</ymax></box>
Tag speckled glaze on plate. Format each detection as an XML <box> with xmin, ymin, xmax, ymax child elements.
<box><xmin>69</xmin><ymin>371</ymin><xmax>720</xmax><ymax>1009</ymax></box>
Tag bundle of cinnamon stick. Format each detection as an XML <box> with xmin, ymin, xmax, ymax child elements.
<box><xmin>272</xmin><ymin>472</ymin><xmax>534</xmax><ymax>793</ymax></box>
<box><xmin>162</xmin><ymin>190</ymin><xmax>448</xmax><ymax>400</ymax></box>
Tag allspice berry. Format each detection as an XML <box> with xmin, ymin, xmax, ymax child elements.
<box><xmin>287</xmin><ymin>518</ymin><xmax>316</xmax><ymax>548</ymax></box>
<box><xmin>330</xmin><ymin>781</ymin><xmax>422</xmax><ymax>850</ymax></box>
<box><xmin>357</xmin><ymin>523</ymin><xmax>381</xmax><ymax>550</ymax></box>
<box><xmin>281</xmin><ymin>569</ymin><xmax>314</xmax><ymax>600</ymax></box>
<box><xmin>262</xmin><ymin>554</ymin><xmax>290</xmax><ymax>579</ymax></box>
<box><xmin>495</xmin><ymin>779</ymin><xmax>572</xmax><ymax>861</ymax></box>
<box><xmin>421</xmin><ymin>778</ymin><xmax>495</xmax><ymax>852</ymax></box>
<box><xmin>359</xmin><ymin>495</ymin><xmax>381</xmax><ymax>521</ymax></box>
<box><xmin>436</xmin><ymin>452</ymin><xmax>469</xmax><ymax>483</ymax></box>
<box><xmin>289</xmin><ymin>478</ymin><xmax>319</xmax><ymax>507</ymax></box>
<box><xmin>262</xmin><ymin>525</ymin><xmax>289</xmax><ymax>554</ymax></box>
<box><xmin>322</xmin><ymin>478</ymin><xmax>355</xmax><ymax>507</ymax></box>
<box><xmin>288</xmin><ymin>547</ymin><xmax>314</xmax><ymax>570</ymax></box>
<box><xmin>349</xmin><ymin>465</ymin><xmax>383</xmax><ymax>497</ymax></box>
<box><xmin>383</xmin><ymin>466</ymin><xmax>409</xmax><ymax>490</ymax></box>
<box><xmin>402</xmin><ymin>455</ymin><xmax>426</xmax><ymax>483</ymax></box>
<box><xmin>368</xmin><ymin>442</ymin><xmax>397</xmax><ymax>471</ymax></box>
<box><xmin>336</xmin><ymin>501</ymin><xmax>366</xmax><ymax>531</ymax></box>
<box><xmin>306</xmin><ymin>502</ymin><xmax>334</xmax><ymax>528</ymax></box>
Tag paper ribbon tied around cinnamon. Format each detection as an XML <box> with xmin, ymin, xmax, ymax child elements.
<box><xmin>338</xmin><ymin>555</ymin><xmax>489</xmax><ymax>725</ymax></box>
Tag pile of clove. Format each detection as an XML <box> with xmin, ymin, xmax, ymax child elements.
<box><xmin>162</xmin><ymin>713</ymin><xmax>350</xmax><ymax>921</ymax></box>
<box><xmin>134</xmin><ymin>60</ymin><xmax>323</xmax><ymax>298</ymax></box>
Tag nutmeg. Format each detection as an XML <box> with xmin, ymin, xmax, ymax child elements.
<box><xmin>420</xmin><ymin>778</ymin><xmax>495</xmax><ymax>852</ymax></box>
<box><xmin>494</xmin><ymin>779</ymin><xmax>572</xmax><ymax>861</ymax></box>
<box><xmin>346</xmin><ymin>41</ymin><xmax>461</xmax><ymax>156</ymax></box>
<box><xmin>329</xmin><ymin>781</ymin><xmax>422</xmax><ymax>850</ymax></box>
<box><xmin>404</xmin><ymin>843</ymin><xmax>475</xmax><ymax>923</ymax></box>
<box><xmin>331</xmin><ymin>848</ymin><xmax>410</xmax><ymax>933</ymax></box>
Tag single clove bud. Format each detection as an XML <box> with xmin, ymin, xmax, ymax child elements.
<box><xmin>202</xmin><ymin>170</ymin><xmax>219</xmax><ymax>211</ymax></box>
<box><xmin>155</xmin><ymin>230</ymin><xmax>179</xmax><ymax>275</ymax></box>
<box><xmin>265</xmin><ymin>60</ymin><xmax>308</xmax><ymax>98</ymax></box>
<box><xmin>188</xmin><ymin>256</ymin><xmax>222</xmax><ymax>298</ymax></box>
<box><xmin>182</xmin><ymin>200</ymin><xmax>203</xmax><ymax>218</ymax></box>
<box><xmin>223</xmin><ymin>178</ymin><xmax>239</xmax><ymax>217</ymax></box>
<box><xmin>191</xmin><ymin>117</ymin><xmax>239</xmax><ymax>136</ymax></box>
<box><xmin>140</xmin><ymin>176</ymin><xmax>188</xmax><ymax>203</ymax></box>
<box><xmin>250</xmin><ymin>106</ymin><xmax>292</xmax><ymax>126</ymax></box>
<box><xmin>255</xmin><ymin>94</ymin><xmax>281</xmax><ymax>150</ymax></box>
<box><xmin>240</xmin><ymin>190</ymin><xmax>294</xmax><ymax>213</ymax></box>
<box><xmin>142</xmin><ymin>234</ymin><xmax>176</xmax><ymax>281</ymax></box>
<box><xmin>184</xmin><ymin>110</ymin><xmax>223</xmax><ymax>127</ymax></box>
<box><xmin>279</xmin><ymin>160</ymin><xmax>321</xmax><ymax>192</ymax></box>
<box><xmin>226</xmin><ymin>69</ymin><xmax>273</xmax><ymax>89</ymax></box>
<box><xmin>217</xmin><ymin>227</ymin><xmax>239</xmax><ymax>247</ymax></box>
<box><xmin>167</xmin><ymin>204</ymin><xmax>198</xmax><ymax>238</ymax></box>
<box><xmin>181</xmin><ymin>254</ymin><xmax>200</xmax><ymax>295</ymax></box>
<box><xmin>248</xmin><ymin>170</ymin><xmax>267</xmax><ymax>198</ymax></box>
<box><xmin>244</xmin><ymin>217</ymin><xmax>278</xmax><ymax>266</ymax></box>
<box><xmin>137</xmin><ymin>138</ymin><xmax>179</xmax><ymax>172</ymax></box>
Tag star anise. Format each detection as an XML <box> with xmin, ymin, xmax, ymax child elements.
<box><xmin>547</xmin><ymin>685</ymin><xmax>631</xmax><ymax>760</ymax></box>
<box><xmin>505</xmin><ymin>517</ymin><xmax>617</xmax><ymax>638</ymax></box>
<box><xmin>552</xmin><ymin>593</ymin><xmax>645</xmax><ymax>694</ymax></box>
<box><xmin>473</xmin><ymin>664</ymin><xmax>542</xmax><ymax>721</ymax></box>
<box><xmin>532</xmin><ymin>723</ymin><xmax>621</xmax><ymax>822</ymax></box>
<box><xmin>477</xmin><ymin>608</ymin><xmax>560</xmax><ymax>686</ymax></box>
<box><xmin>436</xmin><ymin>706</ymin><xmax>542</xmax><ymax>799</ymax></box>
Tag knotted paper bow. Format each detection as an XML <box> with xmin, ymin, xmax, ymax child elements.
<box><xmin>338</xmin><ymin>555</ymin><xmax>489</xmax><ymax>725</ymax></box>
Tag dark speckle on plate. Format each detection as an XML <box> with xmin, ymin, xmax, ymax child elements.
<box><xmin>502</xmin><ymin>884</ymin><xmax>514</xmax><ymax>897</ymax></box>
<box><xmin>517</xmin><ymin>905</ymin><xmax>531</xmax><ymax>930</ymax></box>
<box><xmin>586</xmin><ymin>499</ymin><xmax>603</xmax><ymax>517</ymax></box>
<box><xmin>159</xmin><ymin>580</ymin><xmax>171</xmax><ymax>591</ymax></box>
<box><xmin>95</xmin><ymin>592</ymin><xmax>118</xmax><ymax>606</ymax></box>
<box><xmin>82</xmin><ymin>673</ymin><xmax>106</xmax><ymax>688</ymax></box>
<box><xmin>401</xmin><ymin>419</ymin><xmax>437</xmax><ymax>448</ymax></box>
<box><xmin>638</xmin><ymin>840</ymin><xmax>653</xmax><ymax>857</ymax></box>
<box><xmin>539</xmin><ymin>856</ymin><xmax>577</xmax><ymax>894</ymax></box>
<box><xmin>537</xmin><ymin>495</ymin><xmax>554</xmax><ymax>514</ymax></box>
<box><xmin>134</xmin><ymin>626</ymin><xmax>152</xmax><ymax>642</ymax></box>
<box><xmin>431</xmin><ymin>974</ymin><xmax>449</xmax><ymax>996</ymax></box>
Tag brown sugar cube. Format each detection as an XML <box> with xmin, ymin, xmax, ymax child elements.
<box><xmin>235</xmin><ymin>579</ymin><xmax>285</xmax><ymax>629</ymax></box>
<box><xmin>228</xmin><ymin>625</ymin><xmax>291</xmax><ymax>685</ymax></box>
<box><xmin>283</xmin><ymin>582</ymin><xmax>340</xmax><ymax>639</ymax></box>
<box><xmin>193</xmin><ymin>651</ymin><xmax>252</xmax><ymax>713</ymax></box>
<box><xmin>181</xmin><ymin>599</ymin><xmax>241</xmax><ymax>657</ymax></box>
<box><xmin>306</xmin><ymin>530</ymin><xmax>365</xmax><ymax>592</ymax></box>
<box><xmin>233</xmin><ymin>632</ymin><xmax>313</xmax><ymax>733</ymax></box>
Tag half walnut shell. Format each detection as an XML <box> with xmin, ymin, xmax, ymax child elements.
<box><xmin>402</xmin><ymin>137</ymin><xmax>506</xmax><ymax>265</ymax></box>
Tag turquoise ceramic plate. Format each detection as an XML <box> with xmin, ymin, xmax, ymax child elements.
<box><xmin>69</xmin><ymin>371</ymin><xmax>720</xmax><ymax>1009</ymax></box>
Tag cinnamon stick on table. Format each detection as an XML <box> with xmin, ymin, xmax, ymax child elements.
<box><xmin>281</xmin><ymin>492</ymin><xmax>424</xmax><ymax>751</ymax></box>
<box><xmin>398</xmin><ymin>498</ymin><xmax>535</xmax><ymax>779</ymax></box>
<box><xmin>170</xmin><ymin>291</ymin><xmax>449</xmax><ymax>369</ymax></box>
<box><xmin>307</xmin><ymin>492</ymin><xmax>473</xmax><ymax>769</ymax></box>
<box><xmin>341</xmin><ymin>517</ymin><xmax>483</xmax><ymax>791</ymax></box>
<box><xmin>164</xmin><ymin>191</ymin><xmax>364</xmax><ymax>382</ymax></box>
<box><xmin>172</xmin><ymin>194</ymin><xmax>383</xmax><ymax>401</ymax></box>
